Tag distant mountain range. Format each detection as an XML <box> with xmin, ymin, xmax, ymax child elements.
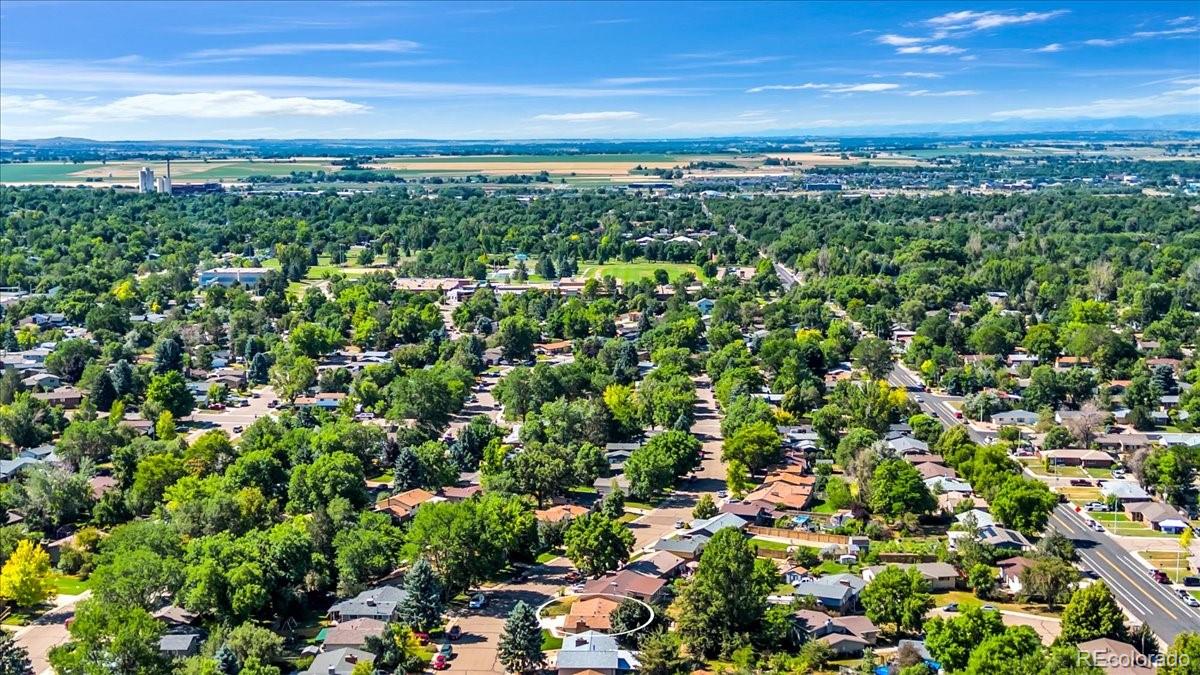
<box><xmin>2</xmin><ymin>114</ymin><xmax>1198</xmax><ymax>158</ymax></box>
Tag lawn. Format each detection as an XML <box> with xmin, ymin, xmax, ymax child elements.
<box><xmin>49</xmin><ymin>573</ymin><xmax>92</xmax><ymax>596</ymax></box>
<box><xmin>808</xmin><ymin>501</ymin><xmax>837</xmax><ymax>514</ymax></box>
<box><xmin>1094</xmin><ymin>513</ymin><xmax>1178</xmax><ymax>538</ymax></box>
<box><xmin>541</xmin><ymin>629</ymin><xmax>564</xmax><ymax>651</ymax></box>
<box><xmin>536</xmin><ymin>551</ymin><xmax>562</xmax><ymax>564</ymax></box>
<box><xmin>578</xmin><ymin>261</ymin><xmax>706</xmax><ymax>284</ymax></box>
<box><xmin>1139</xmin><ymin>550</ymin><xmax>1193</xmax><ymax>582</ymax></box>
<box><xmin>750</xmin><ymin>537</ymin><xmax>792</xmax><ymax>552</ymax></box>
<box><xmin>935</xmin><ymin>590</ymin><xmax>1062</xmax><ymax>618</ymax></box>
<box><xmin>0</xmin><ymin>162</ymin><xmax>101</xmax><ymax>182</ymax></box>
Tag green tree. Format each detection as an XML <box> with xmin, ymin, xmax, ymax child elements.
<box><xmin>563</xmin><ymin>513</ymin><xmax>634</xmax><ymax>577</ymax></box>
<box><xmin>153</xmin><ymin>338</ymin><xmax>184</xmax><ymax>374</ymax></box>
<box><xmin>692</xmin><ymin>494</ymin><xmax>718</xmax><ymax>520</ymax></box>
<box><xmin>990</xmin><ymin>477</ymin><xmax>1058</xmax><ymax>536</ymax></box>
<box><xmin>965</xmin><ymin>625</ymin><xmax>1042</xmax><ymax>675</ymax></box>
<box><xmin>145</xmin><ymin>370</ymin><xmax>195</xmax><ymax>419</ymax></box>
<box><xmin>969</xmin><ymin>563</ymin><xmax>996</xmax><ymax>599</ymax></box>
<box><xmin>721</xmin><ymin>420</ymin><xmax>782</xmax><ymax>472</ymax></box>
<box><xmin>636</xmin><ymin>630</ymin><xmax>690</xmax><ymax>675</ymax></box>
<box><xmin>860</xmin><ymin>566</ymin><xmax>934</xmax><ymax>635</ymax></box>
<box><xmin>396</xmin><ymin>558</ymin><xmax>444</xmax><ymax>632</ymax></box>
<box><xmin>1019</xmin><ymin>557</ymin><xmax>1078</xmax><ymax>609</ymax></box>
<box><xmin>674</xmin><ymin>529</ymin><xmax>773</xmax><ymax>658</ymax></box>
<box><xmin>867</xmin><ymin>459</ymin><xmax>935</xmax><ymax>519</ymax></box>
<box><xmin>269</xmin><ymin>354</ymin><xmax>316</xmax><ymax>404</ymax></box>
<box><xmin>0</xmin><ymin>631</ymin><xmax>33</xmax><ymax>675</ymax></box>
<box><xmin>496</xmin><ymin>315</ymin><xmax>539</xmax><ymax>362</ymax></box>
<box><xmin>48</xmin><ymin>599</ymin><xmax>165</xmax><ymax>675</ymax></box>
<box><xmin>925</xmin><ymin>604</ymin><xmax>1005</xmax><ymax>672</ymax></box>
<box><xmin>852</xmin><ymin>337</ymin><xmax>894</xmax><ymax>381</ymax></box>
<box><xmin>1161</xmin><ymin>632</ymin><xmax>1200</xmax><ymax>675</ymax></box>
<box><xmin>497</xmin><ymin>601</ymin><xmax>544</xmax><ymax>674</ymax></box>
<box><xmin>1059</xmin><ymin>582</ymin><xmax>1128</xmax><ymax>644</ymax></box>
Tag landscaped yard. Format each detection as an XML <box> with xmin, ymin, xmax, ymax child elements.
<box><xmin>750</xmin><ymin>537</ymin><xmax>792</xmax><ymax>552</ymax></box>
<box><xmin>935</xmin><ymin>590</ymin><xmax>1063</xmax><ymax>618</ymax></box>
<box><xmin>541</xmin><ymin>629</ymin><xmax>563</xmax><ymax>650</ymax></box>
<box><xmin>1139</xmin><ymin>550</ymin><xmax>1193</xmax><ymax>582</ymax></box>
<box><xmin>49</xmin><ymin>573</ymin><xmax>91</xmax><ymax>596</ymax></box>
<box><xmin>1095</xmin><ymin>512</ymin><xmax>1178</xmax><ymax>538</ymax></box>
<box><xmin>578</xmin><ymin>261</ymin><xmax>707</xmax><ymax>284</ymax></box>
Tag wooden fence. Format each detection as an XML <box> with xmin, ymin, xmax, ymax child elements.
<box><xmin>747</xmin><ymin>525</ymin><xmax>849</xmax><ymax>546</ymax></box>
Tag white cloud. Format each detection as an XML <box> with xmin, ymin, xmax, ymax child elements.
<box><xmin>925</xmin><ymin>10</ymin><xmax>1068</xmax><ymax>32</ymax></box>
<box><xmin>596</xmin><ymin>77</ymin><xmax>677</xmax><ymax>85</ymax></box>
<box><xmin>1132</xmin><ymin>26</ymin><xmax>1199</xmax><ymax>38</ymax></box>
<box><xmin>0</xmin><ymin>61</ymin><xmax>692</xmax><ymax>99</ymax></box>
<box><xmin>906</xmin><ymin>89</ymin><xmax>979</xmax><ymax>97</ymax></box>
<box><xmin>1033</xmin><ymin>43</ymin><xmax>1064</xmax><ymax>52</ymax></box>
<box><xmin>531</xmin><ymin>111</ymin><xmax>643</xmax><ymax>122</ymax></box>
<box><xmin>0</xmin><ymin>94</ymin><xmax>73</xmax><ymax>115</ymax></box>
<box><xmin>62</xmin><ymin>91</ymin><xmax>368</xmax><ymax>120</ymax></box>
<box><xmin>990</xmin><ymin>85</ymin><xmax>1200</xmax><ymax>119</ymax></box>
<box><xmin>1084</xmin><ymin>38</ymin><xmax>1126</xmax><ymax>47</ymax></box>
<box><xmin>1169</xmin><ymin>16</ymin><xmax>1196</xmax><ymax>25</ymax></box>
<box><xmin>747</xmin><ymin>82</ymin><xmax>899</xmax><ymax>93</ymax></box>
<box><xmin>896</xmin><ymin>45</ymin><xmax>966</xmax><ymax>55</ymax></box>
<box><xmin>901</xmin><ymin>71</ymin><xmax>944</xmax><ymax>79</ymax></box>
<box><xmin>877</xmin><ymin>34</ymin><xmax>928</xmax><ymax>46</ymax></box>
<box><xmin>188</xmin><ymin>39</ymin><xmax>420</xmax><ymax>59</ymax></box>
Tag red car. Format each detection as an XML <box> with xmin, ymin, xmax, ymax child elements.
<box><xmin>432</xmin><ymin>654</ymin><xmax>450</xmax><ymax>670</ymax></box>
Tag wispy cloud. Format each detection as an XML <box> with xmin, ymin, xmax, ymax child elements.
<box><xmin>0</xmin><ymin>60</ymin><xmax>695</xmax><ymax>99</ymax></box>
<box><xmin>877</xmin><ymin>34</ymin><xmax>928</xmax><ymax>46</ymax></box>
<box><xmin>747</xmin><ymin>82</ymin><xmax>899</xmax><ymax>93</ymax></box>
<box><xmin>591</xmin><ymin>18</ymin><xmax>634</xmax><ymax>25</ymax></box>
<box><xmin>185</xmin><ymin>18</ymin><xmax>356</xmax><ymax>36</ymax></box>
<box><xmin>532</xmin><ymin>111</ymin><xmax>642</xmax><ymax>122</ymax></box>
<box><xmin>901</xmin><ymin>71</ymin><xmax>944</xmax><ymax>79</ymax></box>
<box><xmin>5</xmin><ymin>90</ymin><xmax>367</xmax><ymax>121</ymax></box>
<box><xmin>991</xmin><ymin>84</ymin><xmax>1200</xmax><ymax>119</ymax></box>
<box><xmin>596</xmin><ymin>77</ymin><xmax>678</xmax><ymax>85</ymax></box>
<box><xmin>1083</xmin><ymin>20</ymin><xmax>1199</xmax><ymax>47</ymax></box>
<box><xmin>187</xmin><ymin>39</ymin><xmax>420</xmax><ymax>59</ymax></box>
<box><xmin>896</xmin><ymin>45</ymin><xmax>965</xmax><ymax>55</ymax></box>
<box><xmin>1033</xmin><ymin>43</ymin><xmax>1064</xmax><ymax>52</ymax></box>
<box><xmin>906</xmin><ymin>89</ymin><xmax>979</xmax><ymax>97</ymax></box>
<box><xmin>1132</xmin><ymin>26</ymin><xmax>1199</xmax><ymax>38</ymax></box>
<box><xmin>925</xmin><ymin>10</ymin><xmax>1068</xmax><ymax>32</ymax></box>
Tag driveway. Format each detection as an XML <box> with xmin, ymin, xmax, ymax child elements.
<box><xmin>184</xmin><ymin>385</ymin><xmax>279</xmax><ymax>441</ymax></box>
<box><xmin>13</xmin><ymin>592</ymin><xmax>89</xmax><ymax>675</ymax></box>
<box><xmin>450</xmin><ymin>559</ymin><xmax>571</xmax><ymax>675</ymax></box>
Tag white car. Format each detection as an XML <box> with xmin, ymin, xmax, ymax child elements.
<box><xmin>1088</xmin><ymin>520</ymin><xmax>1105</xmax><ymax>532</ymax></box>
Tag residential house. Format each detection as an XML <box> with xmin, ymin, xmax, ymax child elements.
<box><xmin>955</xmin><ymin>509</ymin><xmax>995</xmax><ymax>529</ymax></box>
<box><xmin>593</xmin><ymin>475</ymin><xmax>631</xmax><ymax>496</ymax></box>
<box><xmin>327</xmin><ymin>585</ymin><xmax>406</xmax><ymax>622</ymax></box>
<box><xmin>687</xmin><ymin>513</ymin><xmax>749</xmax><ymax>538</ymax></box>
<box><xmin>153</xmin><ymin>606</ymin><xmax>199</xmax><ymax>629</ymax></box>
<box><xmin>1076</xmin><ymin>638</ymin><xmax>1154</xmax><ymax>675</ymax></box>
<box><xmin>925</xmin><ymin>476</ymin><xmax>973</xmax><ymax>495</ymax></box>
<box><xmin>743</xmin><ymin>481</ymin><xmax>814</xmax><ymax>511</ymax></box>
<box><xmin>862</xmin><ymin>562</ymin><xmax>959</xmax><ymax>591</ymax></box>
<box><xmin>439</xmin><ymin>484</ymin><xmax>482</xmax><ymax>502</ymax></box>
<box><xmin>198</xmin><ymin>267</ymin><xmax>271</xmax><ymax>287</ymax></box>
<box><xmin>650</xmin><ymin>534</ymin><xmax>708</xmax><ymax>561</ymax></box>
<box><xmin>0</xmin><ymin>456</ymin><xmax>41</xmax><ymax>482</ymax></box>
<box><xmin>914</xmin><ymin>462</ymin><xmax>957</xmax><ymax>480</ymax></box>
<box><xmin>1100</xmin><ymin>481</ymin><xmax>1151</xmax><ymax>505</ymax></box>
<box><xmin>322</xmin><ymin>618</ymin><xmax>387</xmax><ymax>651</ymax></box>
<box><xmin>695</xmin><ymin>298</ymin><xmax>716</xmax><ymax>315</ymax></box>
<box><xmin>991</xmin><ymin>409</ymin><xmax>1040</xmax><ymax>426</ymax></box>
<box><xmin>294</xmin><ymin>392</ymin><xmax>346</xmax><ymax>410</ymax></box>
<box><xmin>31</xmin><ymin>386</ymin><xmax>84</xmax><ymax>409</ymax></box>
<box><xmin>1095</xmin><ymin>433</ymin><xmax>1152</xmax><ymax>455</ymax></box>
<box><xmin>88</xmin><ymin>475</ymin><xmax>119</xmax><ymax>499</ymax></box>
<box><xmin>887</xmin><ymin>436</ymin><xmax>929</xmax><ymax>455</ymax></box>
<box><xmin>159</xmin><ymin>632</ymin><xmax>202</xmax><ymax>659</ymax></box>
<box><xmin>21</xmin><ymin>373</ymin><xmax>60</xmax><ymax>390</ymax></box>
<box><xmin>996</xmin><ymin>557</ymin><xmax>1036</xmax><ymax>595</ymax></box>
<box><xmin>719</xmin><ymin>500</ymin><xmax>776</xmax><ymax>525</ymax></box>
<box><xmin>792</xmin><ymin>574</ymin><xmax>866</xmax><ymax>612</ymax></box>
<box><xmin>555</xmin><ymin>631</ymin><xmax>639</xmax><ymax>675</ymax></box>
<box><xmin>1124</xmin><ymin>501</ymin><xmax>1189</xmax><ymax>533</ymax></box>
<box><xmin>536</xmin><ymin>504</ymin><xmax>590</xmax><ymax>524</ymax></box>
<box><xmin>978</xmin><ymin>525</ymin><xmax>1032</xmax><ymax>551</ymax></box>
<box><xmin>304</xmin><ymin>648</ymin><xmax>374</xmax><ymax>675</ymax></box>
<box><xmin>1040</xmin><ymin>448</ymin><xmax>1117</xmax><ymax>468</ymax></box>
<box><xmin>564</xmin><ymin>595</ymin><xmax>622</xmax><ymax>634</ymax></box>
<box><xmin>580</xmin><ymin>571</ymin><xmax>668</xmax><ymax>603</ymax></box>
<box><xmin>624</xmin><ymin>550</ymin><xmax>687</xmax><ymax>580</ymax></box>
<box><xmin>374</xmin><ymin>488</ymin><xmax>441</xmax><ymax>521</ymax></box>
<box><xmin>1054</xmin><ymin>356</ymin><xmax>1092</xmax><ymax>371</ymax></box>
<box><xmin>536</xmin><ymin>340</ymin><xmax>573</xmax><ymax>356</ymax></box>
<box><xmin>793</xmin><ymin>610</ymin><xmax>880</xmax><ymax>656</ymax></box>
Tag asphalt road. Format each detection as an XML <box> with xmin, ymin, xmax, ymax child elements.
<box><xmin>1049</xmin><ymin>503</ymin><xmax>1200</xmax><ymax>643</ymax></box>
<box><xmin>887</xmin><ymin>363</ymin><xmax>994</xmax><ymax>445</ymax></box>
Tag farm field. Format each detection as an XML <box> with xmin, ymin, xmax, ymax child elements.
<box><xmin>0</xmin><ymin>159</ymin><xmax>332</xmax><ymax>184</ymax></box>
<box><xmin>578</xmin><ymin>261</ymin><xmax>706</xmax><ymax>283</ymax></box>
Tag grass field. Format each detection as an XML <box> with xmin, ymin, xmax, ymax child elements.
<box><xmin>1139</xmin><ymin>550</ymin><xmax>1192</xmax><ymax>582</ymax></box>
<box><xmin>578</xmin><ymin>261</ymin><xmax>706</xmax><ymax>284</ymax></box>
<box><xmin>1094</xmin><ymin>512</ymin><xmax>1178</xmax><ymax>538</ymax></box>
<box><xmin>0</xmin><ymin>162</ymin><xmax>106</xmax><ymax>182</ymax></box>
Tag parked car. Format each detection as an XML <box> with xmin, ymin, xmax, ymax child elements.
<box><xmin>468</xmin><ymin>593</ymin><xmax>487</xmax><ymax>609</ymax></box>
<box><xmin>944</xmin><ymin>603</ymin><xmax>959</xmax><ymax>612</ymax></box>
<box><xmin>232</xmin><ymin>425</ymin><xmax>244</xmax><ymax>433</ymax></box>
<box><xmin>1084</xmin><ymin>502</ymin><xmax>1108</xmax><ymax>512</ymax></box>
<box><xmin>675</xmin><ymin>519</ymin><xmax>687</xmax><ymax>529</ymax></box>
<box><xmin>1088</xmin><ymin>520</ymin><xmax>1104</xmax><ymax>532</ymax></box>
<box><xmin>438</xmin><ymin>643</ymin><xmax>454</xmax><ymax>659</ymax></box>
<box><xmin>1183</xmin><ymin>576</ymin><xmax>1200</xmax><ymax>588</ymax></box>
<box><xmin>1151</xmin><ymin>569</ymin><xmax>1170</xmax><ymax>584</ymax></box>
<box><xmin>982</xmin><ymin>605</ymin><xmax>996</xmax><ymax>612</ymax></box>
<box><xmin>915</xmin><ymin>395</ymin><xmax>924</xmax><ymax>403</ymax></box>
<box><xmin>1186</xmin><ymin>595</ymin><xmax>1200</xmax><ymax>608</ymax></box>
<box><xmin>432</xmin><ymin>654</ymin><xmax>449</xmax><ymax>670</ymax></box>
<box><xmin>207</xmin><ymin>403</ymin><xmax>225</xmax><ymax>411</ymax></box>
<box><xmin>1070</xmin><ymin>479</ymin><xmax>1093</xmax><ymax>487</ymax></box>
<box><xmin>447</xmin><ymin>623</ymin><xmax>462</xmax><ymax>641</ymax></box>
<box><xmin>565</xmin><ymin>570</ymin><xmax>582</xmax><ymax>583</ymax></box>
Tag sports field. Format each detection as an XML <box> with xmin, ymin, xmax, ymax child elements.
<box><xmin>578</xmin><ymin>261</ymin><xmax>706</xmax><ymax>283</ymax></box>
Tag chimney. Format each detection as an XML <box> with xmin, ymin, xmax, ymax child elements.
<box><xmin>346</xmin><ymin>654</ymin><xmax>358</xmax><ymax>664</ymax></box>
<box><xmin>366</xmin><ymin>597</ymin><xmax>376</xmax><ymax>606</ymax></box>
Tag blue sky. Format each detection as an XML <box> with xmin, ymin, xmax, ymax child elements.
<box><xmin>1</xmin><ymin>1</ymin><xmax>1197</xmax><ymax>139</ymax></box>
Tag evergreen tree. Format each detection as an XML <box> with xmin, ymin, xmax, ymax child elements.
<box><xmin>396</xmin><ymin>558</ymin><xmax>444</xmax><ymax>632</ymax></box>
<box><xmin>153</xmin><ymin>338</ymin><xmax>183</xmax><ymax>374</ymax></box>
<box><xmin>248</xmin><ymin>352</ymin><xmax>271</xmax><ymax>384</ymax></box>
<box><xmin>110</xmin><ymin>359</ymin><xmax>134</xmax><ymax>397</ymax></box>
<box><xmin>393</xmin><ymin>446</ymin><xmax>424</xmax><ymax>492</ymax></box>
<box><xmin>91</xmin><ymin>370</ymin><xmax>117</xmax><ymax>411</ymax></box>
<box><xmin>215</xmin><ymin>644</ymin><xmax>239</xmax><ymax>675</ymax></box>
<box><xmin>599</xmin><ymin>488</ymin><xmax>625</xmax><ymax>521</ymax></box>
<box><xmin>0</xmin><ymin>631</ymin><xmax>33</xmax><ymax>675</ymax></box>
<box><xmin>497</xmin><ymin>601</ymin><xmax>544</xmax><ymax>674</ymax></box>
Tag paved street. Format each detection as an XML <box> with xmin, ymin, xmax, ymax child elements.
<box><xmin>1049</xmin><ymin>503</ymin><xmax>1200</xmax><ymax>643</ymax></box>
<box><xmin>13</xmin><ymin>592</ymin><xmax>89</xmax><ymax>675</ymax></box>
<box><xmin>184</xmin><ymin>385</ymin><xmax>280</xmax><ymax>441</ymax></box>
<box><xmin>887</xmin><ymin>363</ymin><xmax>994</xmax><ymax>445</ymax></box>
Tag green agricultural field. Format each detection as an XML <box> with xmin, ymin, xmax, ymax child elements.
<box><xmin>388</xmin><ymin>153</ymin><xmax>683</xmax><ymax>164</ymax></box>
<box><xmin>186</xmin><ymin>162</ymin><xmax>329</xmax><ymax>178</ymax></box>
<box><xmin>578</xmin><ymin>261</ymin><xmax>706</xmax><ymax>284</ymax></box>
<box><xmin>0</xmin><ymin>162</ymin><xmax>100</xmax><ymax>182</ymax></box>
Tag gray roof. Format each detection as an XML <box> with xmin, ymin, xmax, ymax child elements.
<box><xmin>652</xmin><ymin>534</ymin><xmax>709</xmax><ymax>556</ymax></box>
<box><xmin>793</xmin><ymin>574</ymin><xmax>866</xmax><ymax>603</ymax></box>
<box><xmin>1100</xmin><ymin>481</ymin><xmax>1150</xmax><ymax>500</ymax></box>
<box><xmin>305</xmin><ymin>648</ymin><xmax>374</xmax><ymax>675</ymax></box>
<box><xmin>0</xmin><ymin>456</ymin><xmax>41</xmax><ymax>477</ymax></box>
<box><xmin>328</xmin><ymin>584</ymin><xmax>406</xmax><ymax>620</ymax></box>
<box><xmin>159</xmin><ymin>632</ymin><xmax>201</xmax><ymax>653</ymax></box>
<box><xmin>888</xmin><ymin>436</ymin><xmax>929</xmax><ymax>453</ymax></box>
<box><xmin>556</xmin><ymin>631</ymin><xmax>639</xmax><ymax>672</ymax></box>
<box><xmin>687</xmin><ymin>512</ymin><xmax>748</xmax><ymax>537</ymax></box>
